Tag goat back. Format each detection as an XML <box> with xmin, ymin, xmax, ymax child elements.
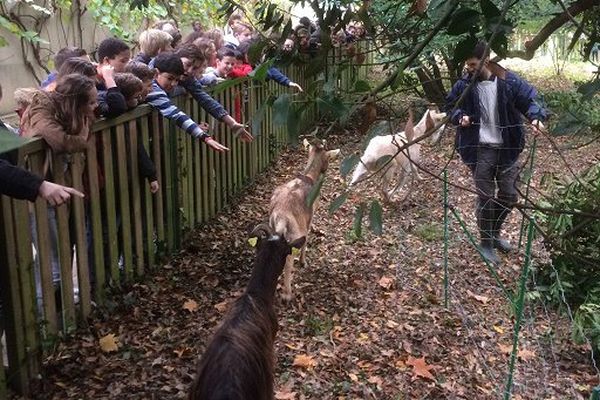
<box><xmin>269</xmin><ymin>177</ymin><xmax>314</xmax><ymax>242</ymax></box>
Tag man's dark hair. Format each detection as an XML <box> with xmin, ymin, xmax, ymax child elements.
<box><xmin>124</xmin><ymin>61</ymin><xmax>156</xmax><ymax>81</ymax></box>
<box><xmin>153</xmin><ymin>52</ymin><xmax>184</xmax><ymax>76</ymax></box>
<box><xmin>97</xmin><ymin>37</ymin><xmax>130</xmax><ymax>61</ymax></box>
<box><xmin>217</xmin><ymin>47</ymin><xmax>238</xmax><ymax>60</ymax></box>
<box><xmin>54</xmin><ymin>47</ymin><xmax>87</xmax><ymax>70</ymax></box>
<box><xmin>470</xmin><ymin>41</ymin><xmax>490</xmax><ymax>60</ymax></box>
<box><xmin>174</xmin><ymin>44</ymin><xmax>204</xmax><ymax>63</ymax></box>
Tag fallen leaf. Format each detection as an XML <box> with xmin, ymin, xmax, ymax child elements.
<box><xmin>292</xmin><ymin>354</ymin><xmax>316</xmax><ymax>369</ymax></box>
<box><xmin>275</xmin><ymin>390</ymin><xmax>297</xmax><ymax>400</ymax></box>
<box><xmin>99</xmin><ymin>334</ymin><xmax>119</xmax><ymax>353</ymax></box>
<box><xmin>467</xmin><ymin>290</ymin><xmax>490</xmax><ymax>304</ymax></box>
<box><xmin>493</xmin><ymin>325</ymin><xmax>504</xmax><ymax>334</ymax></box>
<box><xmin>406</xmin><ymin>356</ymin><xmax>435</xmax><ymax>380</ymax></box>
<box><xmin>174</xmin><ymin>348</ymin><xmax>187</xmax><ymax>358</ymax></box>
<box><xmin>182</xmin><ymin>299</ymin><xmax>199</xmax><ymax>313</ymax></box>
<box><xmin>518</xmin><ymin>348</ymin><xmax>536</xmax><ymax>361</ymax></box>
<box><xmin>378</xmin><ymin>276</ymin><xmax>393</xmax><ymax>290</ymax></box>
<box><xmin>498</xmin><ymin>343</ymin><xmax>512</xmax><ymax>355</ymax></box>
<box><xmin>214</xmin><ymin>300</ymin><xmax>229</xmax><ymax>313</ymax></box>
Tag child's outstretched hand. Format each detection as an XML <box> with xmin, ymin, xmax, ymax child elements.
<box><xmin>232</xmin><ymin>123</ymin><xmax>253</xmax><ymax>142</ymax></box>
<box><xmin>205</xmin><ymin>137</ymin><xmax>230</xmax><ymax>152</ymax></box>
<box><xmin>199</xmin><ymin>122</ymin><xmax>210</xmax><ymax>132</ymax></box>
<box><xmin>289</xmin><ymin>82</ymin><xmax>303</xmax><ymax>92</ymax></box>
<box><xmin>149</xmin><ymin>180</ymin><xmax>160</xmax><ymax>193</ymax></box>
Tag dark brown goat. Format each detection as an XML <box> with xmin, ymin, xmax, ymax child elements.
<box><xmin>189</xmin><ymin>224</ymin><xmax>305</xmax><ymax>400</ymax></box>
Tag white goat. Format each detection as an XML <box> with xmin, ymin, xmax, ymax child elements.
<box><xmin>350</xmin><ymin>109</ymin><xmax>446</xmax><ymax>202</ymax></box>
<box><xmin>269</xmin><ymin>139</ymin><xmax>340</xmax><ymax>302</ymax></box>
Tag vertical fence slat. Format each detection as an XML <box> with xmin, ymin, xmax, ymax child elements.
<box><xmin>70</xmin><ymin>154</ymin><xmax>91</xmax><ymax>319</ymax></box>
<box><xmin>161</xmin><ymin>117</ymin><xmax>176</xmax><ymax>253</ymax></box>
<box><xmin>29</xmin><ymin>153</ymin><xmax>58</xmax><ymax>336</ymax></box>
<box><xmin>128</xmin><ymin>120</ymin><xmax>145</xmax><ymax>277</ymax></box>
<box><xmin>152</xmin><ymin>112</ymin><xmax>166</xmax><ymax>257</ymax></box>
<box><xmin>115</xmin><ymin>124</ymin><xmax>134</xmax><ymax>281</ymax></box>
<box><xmin>0</xmin><ymin>197</ymin><xmax>29</xmax><ymax>395</ymax></box>
<box><xmin>12</xmin><ymin>198</ymin><xmax>38</xmax><ymax>378</ymax></box>
<box><xmin>100</xmin><ymin>129</ymin><xmax>121</xmax><ymax>285</ymax></box>
<box><xmin>140</xmin><ymin>117</ymin><xmax>156</xmax><ymax>269</ymax></box>
<box><xmin>86</xmin><ymin>136</ymin><xmax>105</xmax><ymax>303</ymax></box>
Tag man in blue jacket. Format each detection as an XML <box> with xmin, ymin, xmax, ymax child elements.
<box><xmin>444</xmin><ymin>41</ymin><xmax>547</xmax><ymax>265</ymax></box>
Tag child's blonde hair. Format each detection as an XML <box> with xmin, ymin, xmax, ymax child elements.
<box><xmin>138</xmin><ymin>29</ymin><xmax>173</xmax><ymax>56</ymax></box>
<box><xmin>232</xmin><ymin>22</ymin><xmax>253</xmax><ymax>36</ymax></box>
<box><xmin>14</xmin><ymin>87</ymin><xmax>38</xmax><ymax>110</ymax></box>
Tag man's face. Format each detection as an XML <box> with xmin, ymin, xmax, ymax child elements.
<box><xmin>106</xmin><ymin>49</ymin><xmax>131</xmax><ymax>73</ymax></box>
<box><xmin>216</xmin><ymin>56</ymin><xmax>236</xmax><ymax>76</ymax></box>
<box><xmin>156</xmin><ymin>72</ymin><xmax>179</xmax><ymax>91</ymax></box>
<box><xmin>465</xmin><ymin>56</ymin><xmax>488</xmax><ymax>74</ymax></box>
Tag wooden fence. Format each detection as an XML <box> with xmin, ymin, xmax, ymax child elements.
<box><xmin>0</xmin><ymin>43</ymin><xmax>372</xmax><ymax>398</ymax></box>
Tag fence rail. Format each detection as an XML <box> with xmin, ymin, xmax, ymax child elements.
<box><xmin>0</xmin><ymin>44</ymin><xmax>371</xmax><ymax>398</ymax></box>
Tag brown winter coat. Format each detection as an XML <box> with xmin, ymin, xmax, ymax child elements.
<box><xmin>20</xmin><ymin>90</ymin><xmax>91</xmax><ymax>154</ymax></box>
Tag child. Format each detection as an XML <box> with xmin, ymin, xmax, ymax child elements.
<box><xmin>165</xmin><ymin>45</ymin><xmax>253</xmax><ymax>142</ymax></box>
<box><xmin>44</xmin><ymin>58</ymin><xmax>97</xmax><ymax>92</ymax></box>
<box><xmin>112</xmin><ymin>72</ymin><xmax>159</xmax><ymax>193</ymax></box>
<box><xmin>13</xmin><ymin>88</ymin><xmax>38</xmax><ymax>134</ymax></box>
<box><xmin>41</xmin><ymin>47</ymin><xmax>88</xmax><ymax>89</ymax></box>
<box><xmin>201</xmin><ymin>47</ymin><xmax>238</xmax><ymax>86</ymax></box>
<box><xmin>97</xmin><ymin>37</ymin><xmax>131</xmax><ymax>74</ymax></box>
<box><xmin>134</xmin><ymin>29</ymin><xmax>173</xmax><ymax>65</ymax></box>
<box><xmin>124</xmin><ymin>61</ymin><xmax>156</xmax><ymax>98</ymax></box>
<box><xmin>146</xmin><ymin>52</ymin><xmax>228</xmax><ymax>152</ymax></box>
<box><xmin>96</xmin><ymin>37</ymin><xmax>130</xmax><ymax>117</ymax></box>
<box><xmin>21</xmin><ymin>74</ymin><xmax>97</xmax><ymax>154</ymax></box>
<box><xmin>224</xmin><ymin>22</ymin><xmax>253</xmax><ymax>49</ymax></box>
<box><xmin>152</xmin><ymin>20</ymin><xmax>181</xmax><ymax>48</ymax></box>
<box><xmin>237</xmin><ymin>40</ymin><xmax>304</xmax><ymax>92</ymax></box>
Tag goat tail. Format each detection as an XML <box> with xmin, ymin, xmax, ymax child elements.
<box><xmin>405</xmin><ymin>108</ymin><xmax>415</xmax><ymax>141</ymax></box>
<box><xmin>350</xmin><ymin>161</ymin><xmax>368</xmax><ymax>186</ymax></box>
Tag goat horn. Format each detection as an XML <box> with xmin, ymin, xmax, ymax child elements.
<box><xmin>250</xmin><ymin>223</ymin><xmax>273</xmax><ymax>239</ymax></box>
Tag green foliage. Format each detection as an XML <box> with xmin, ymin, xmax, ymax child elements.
<box><xmin>534</xmin><ymin>163</ymin><xmax>600</xmax><ymax>351</ymax></box>
<box><xmin>86</xmin><ymin>0</ymin><xmax>225</xmax><ymax>41</ymax></box>
<box><xmin>368</xmin><ymin>200</ymin><xmax>383</xmax><ymax>235</ymax></box>
<box><xmin>544</xmin><ymin>88</ymin><xmax>600</xmax><ymax>135</ymax></box>
<box><xmin>0</xmin><ymin>14</ymin><xmax>48</xmax><ymax>47</ymax></box>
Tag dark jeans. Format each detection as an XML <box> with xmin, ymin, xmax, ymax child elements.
<box><xmin>472</xmin><ymin>146</ymin><xmax>520</xmax><ymax>209</ymax></box>
<box><xmin>471</xmin><ymin>146</ymin><xmax>521</xmax><ymax>241</ymax></box>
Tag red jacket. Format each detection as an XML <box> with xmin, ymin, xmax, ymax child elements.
<box><xmin>229</xmin><ymin>64</ymin><xmax>252</xmax><ymax>78</ymax></box>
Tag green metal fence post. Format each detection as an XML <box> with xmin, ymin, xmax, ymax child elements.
<box><xmin>503</xmin><ymin>220</ymin><xmax>535</xmax><ymax>400</ymax></box>
<box><xmin>518</xmin><ymin>137</ymin><xmax>537</xmax><ymax>248</ymax></box>
<box><xmin>443</xmin><ymin>169</ymin><xmax>450</xmax><ymax>309</ymax></box>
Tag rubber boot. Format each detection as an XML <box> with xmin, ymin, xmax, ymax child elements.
<box><xmin>493</xmin><ymin>202</ymin><xmax>514</xmax><ymax>253</ymax></box>
<box><xmin>478</xmin><ymin>202</ymin><xmax>501</xmax><ymax>265</ymax></box>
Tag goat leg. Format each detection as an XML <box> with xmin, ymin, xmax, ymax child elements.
<box><xmin>299</xmin><ymin>244</ymin><xmax>307</xmax><ymax>267</ymax></box>
<box><xmin>281</xmin><ymin>254</ymin><xmax>295</xmax><ymax>302</ymax></box>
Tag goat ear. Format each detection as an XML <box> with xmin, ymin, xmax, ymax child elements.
<box><xmin>302</xmin><ymin>138</ymin><xmax>311</xmax><ymax>149</ymax></box>
<box><xmin>425</xmin><ymin>110</ymin><xmax>435</xmax><ymax>132</ymax></box>
<box><xmin>290</xmin><ymin>236</ymin><xmax>306</xmax><ymax>250</ymax></box>
<box><xmin>326</xmin><ymin>149</ymin><xmax>340</xmax><ymax>159</ymax></box>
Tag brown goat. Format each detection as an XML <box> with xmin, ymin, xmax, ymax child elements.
<box><xmin>189</xmin><ymin>224</ymin><xmax>305</xmax><ymax>400</ymax></box>
<box><xmin>269</xmin><ymin>139</ymin><xmax>340</xmax><ymax>301</ymax></box>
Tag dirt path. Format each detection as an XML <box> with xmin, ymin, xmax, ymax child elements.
<box><xmin>36</xmin><ymin>126</ymin><xmax>598</xmax><ymax>399</ymax></box>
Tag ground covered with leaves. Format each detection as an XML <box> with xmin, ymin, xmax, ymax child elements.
<box><xmin>34</xmin><ymin>121</ymin><xmax>599</xmax><ymax>399</ymax></box>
